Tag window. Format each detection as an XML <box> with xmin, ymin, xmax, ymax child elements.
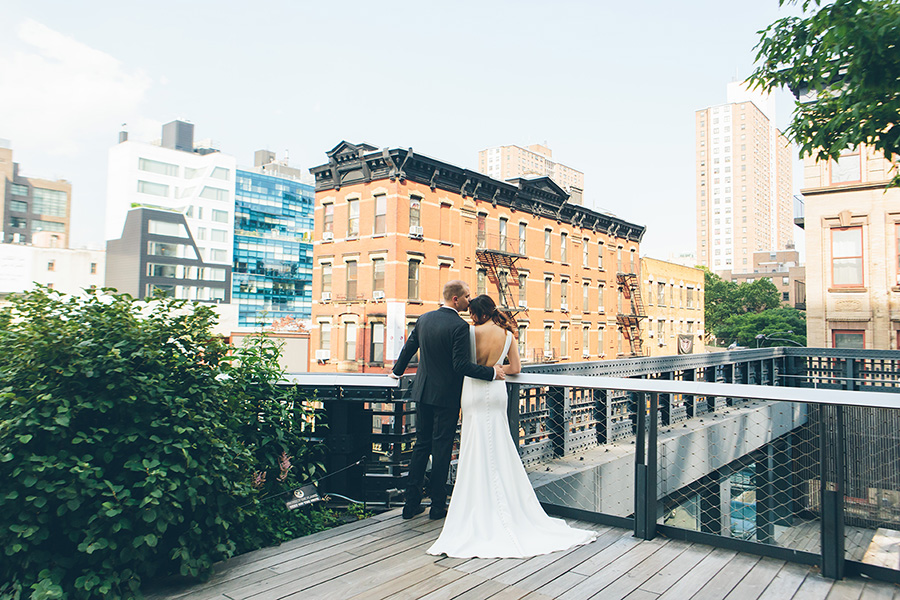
<box><xmin>148</xmin><ymin>220</ymin><xmax>187</xmax><ymax>237</ymax></box>
<box><xmin>209</xmin><ymin>249</ymin><xmax>227</xmax><ymax>262</ymax></box>
<box><xmin>544</xmin><ymin>278</ymin><xmax>552</xmax><ymax>310</ymax></box>
<box><xmin>90</xmin><ymin>262</ymin><xmax>97</xmax><ymax>275</ymax></box>
<box><xmin>323</xmin><ymin>203</ymin><xmax>334</xmax><ymax>233</ymax></box>
<box><xmin>347</xmin><ymin>199</ymin><xmax>359</xmax><ymax>237</ymax></box>
<box><xmin>782</xmin><ymin>276</ymin><xmax>790</xmax><ymax>286</ymax></box>
<box><xmin>320</xmin><ymin>322</ymin><xmax>331</xmax><ymax>351</ymax></box>
<box><xmin>560</xmin><ymin>326</ymin><xmax>568</xmax><ymax>356</ymax></box>
<box><xmin>440</xmin><ymin>203</ymin><xmax>450</xmax><ymax>242</ymax></box>
<box><xmin>148</xmin><ymin>241</ymin><xmax>196</xmax><ymax>259</ymax></box>
<box><xmin>782</xmin><ymin>292</ymin><xmax>790</xmax><ymax>302</ymax></box>
<box><xmin>561</xmin><ymin>280</ymin><xmax>569</xmax><ymax>308</ymax></box>
<box><xmin>499</xmin><ymin>218</ymin><xmax>508</xmax><ymax>250</ymax></box>
<box><xmin>211</xmin><ymin>229</ymin><xmax>227</xmax><ymax>242</ymax></box>
<box><xmin>408</xmin><ymin>260</ymin><xmax>420</xmax><ymax>300</ymax></box>
<box><xmin>210</xmin><ymin>167</ymin><xmax>230</xmax><ymax>181</ymax></box>
<box><xmin>409</xmin><ymin>196</ymin><xmax>421</xmax><ymax>228</ymax></box>
<box><xmin>32</xmin><ymin>220</ymin><xmax>65</xmax><ymax>233</ymax></box>
<box><xmin>211</xmin><ymin>209</ymin><xmax>229</xmax><ymax>223</ymax></box>
<box><xmin>831</xmin><ymin>152</ymin><xmax>861</xmax><ymax>184</ymax></box>
<box><xmin>598</xmin><ymin>284</ymin><xmax>605</xmax><ymax>313</ymax></box>
<box><xmin>137</xmin><ymin>180</ymin><xmax>169</xmax><ymax>197</ymax></box>
<box><xmin>544</xmin><ymin>326</ymin><xmax>552</xmax><ymax>354</ymax></box>
<box><xmin>518</xmin><ymin>274</ymin><xmax>527</xmax><ymax>306</ymax></box>
<box><xmin>658</xmin><ymin>319</ymin><xmax>665</xmax><ymax>340</ymax></box>
<box><xmin>560</xmin><ymin>232</ymin><xmax>568</xmax><ymax>263</ymax></box>
<box><xmin>477</xmin><ymin>269</ymin><xmax>486</xmax><ymax>295</ymax></box>
<box><xmin>147</xmin><ymin>263</ymin><xmax>177</xmax><ymax>278</ymax></box>
<box><xmin>831</xmin><ymin>227</ymin><xmax>863</xmax><ymax>287</ymax></box>
<box><xmin>321</xmin><ymin>263</ymin><xmax>332</xmax><ymax>295</ymax></box>
<box><xmin>544</xmin><ymin>230</ymin><xmax>552</xmax><ymax>260</ymax></box>
<box><xmin>47</xmin><ymin>260</ymin><xmax>55</xmax><ymax>272</ymax></box>
<box><xmin>519</xmin><ymin>223</ymin><xmax>527</xmax><ymax>254</ymax></box>
<box><xmin>346</xmin><ymin>260</ymin><xmax>358</xmax><ymax>299</ymax></box>
<box><xmin>833</xmin><ymin>330</ymin><xmax>864</xmax><ymax>349</ymax></box>
<box><xmin>199</xmin><ymin>186</ymin><xmax>229</xmax><ymax>201</ymax></box>
<box><xmin>477</xmin><ymin>213</ymin><xmax>486</xmax><ymax>248</ymax></box>
<box><xmin>345</xmin><ymin>323</ymin><xmax>357</xmax><ymax>361</ymax></box>
<box><xmin>598</xmin><ymin>244</ymin><xmax>604</xmax><ymax>270</ymax></box>
<box><xmin>372</xmin><ymin>258</ymin><xmax>385</xmax><ymax>293</ymax></box>
<box><xmin>196</xmin><ymin>227</ymin><xmax>206</xmax><ymax>241</ymax></box>
<box><xmin>583</xmin><ymin>327</ymin><xmax>590</xmax><ymax>356</ymax></box>
<box><xmin>370</xmin><ymin>323</ymin><xmax>385</xmax><ymax>364</ymax></box>
<box><xmin>598</xmin><ymin>326</ymin><xmax>605</xmax><ymax>355</ymax></box>
<box><xmin>9</xmin><ymin>200</ymin><xmax>27</xmax><ymax>212</ymax></box>
<box><xmin>11</xmin><ymin>183</ymin><xmax>28</xmax><ymax>196</ymax></box>
<box><xmin>583</xmin><ymin>240</ymin><xmax>589</xmax><ymax>268</ymax></box>
<box><xmin>138</xmin><ymin>158</ymin><xmax>178</xmax><ymax>176</ymax></box>
<box><xmin>686</xmin><ymin>287</ymin><xmax>694</xmax><ymax>309</ymax></box>
<box><xmin>518</xmin><ymin>325</ymin><xmax>527</xmax><ymax>356</ymax></box>
<box><xmin>371</xmin><ymin>194</ymin><xmax>386</xmax><ymax>235</ymax></box>
<box><xmin>583</xmin><ymin>283</ymin><xmax>590</xmax><ymax>312</ymax></box>
<box><xmin>657</xmin><ymin>282</ymin><xmax>666</xmax><ymax>305</ymax></box>
<box><xmin>31</xmin><ymin>189</ymin><xmax>68</xmax><ymax>217</ymax></box>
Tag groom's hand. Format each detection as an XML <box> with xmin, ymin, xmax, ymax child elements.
<box><xmin>493</xmin><ymin>366</ymin><xmax>506</xmax><ymax>380</ymax></box>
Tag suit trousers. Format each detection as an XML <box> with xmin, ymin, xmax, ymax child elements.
<box><xmin>406</xmin><ymin>402</ymin><xmax>458</xmax><ymax>505</ymax></box>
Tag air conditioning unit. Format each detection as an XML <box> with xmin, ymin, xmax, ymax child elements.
<box><xmin>648</xmin><ymin>331</ymin><xmax>654</xmax><ymax>338</ymax></box>
<box><xmin>544</xmin><ymin>350</ymin><xmax>553</xmax><ymax>358</ymax></box>
<box><xmin>315</xmin><ymin>349</ymin><xmax>331</xmax><ymax>361</ymax></box>
<box><xmin>409</xmin><ymin>225</ymin><xmax>424</xmax><ymax>237</ymax></box>
<box><xmin>321</xmin><ymin>292</ymin><xmax>332</xmax><ymax>302</ymax></box>
<box><xmin>323</xmin><ymin>231</ymin><xmax>333</xmax><ymax>241</ymax></box>
<box><xmin>373</xmin><ymin>290</ymin><xmax>385</xmax><ymax>300</ymax></box>
<box><xmin>518</xmin><ymin>300</ymin><xmax>527</xmax><ymax>308</ymax></box>
<box><xmin>560</xmin><ymin>303</ymin><xmax>569</xmax><ymax>312</ymax></box>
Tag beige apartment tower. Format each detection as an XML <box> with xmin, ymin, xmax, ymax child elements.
<box><xmin>478</xmin><ymin>144</ymin><xmax>584</xmax><ymax>194</ymax></box>
<box><xmin>695</xmin><ymin>82</ymin><xmax>793</xmax><ymax>273</ymax></box>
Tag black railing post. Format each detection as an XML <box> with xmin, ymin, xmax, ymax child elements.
<box><xmin>820</xmin><ymin>400</ymin><xmax>846</xmax><ymax>580</ymax></box>
<box><xmin>548</xmin><ymin>386</ymin><xmax>570</xmax><ymax>457</ymax></box>
<box><xmin>659</xmin><ymin>372</ymin><xmax>672</xmax><ymax>426</ymax></box>
<box><xmin>635</xmin><ymin>392</ymin><xmax>658</xmax><ymax>540</ymax></box>
<box><xmin>507</xmin><ymin>382</ymin><xmax>521</xmax><ymax>448</ymax></box>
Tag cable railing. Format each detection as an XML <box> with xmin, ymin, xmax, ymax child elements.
<box><xmin>282</xmin><ymin>347</ymin><xmax>900</xmax><ymax>584</ymax></box>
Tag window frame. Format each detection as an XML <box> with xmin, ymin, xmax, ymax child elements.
<box><xmin>830</xmin><ymin>226</ymin><xmax>864</xmax><ymax>288</ymax></box>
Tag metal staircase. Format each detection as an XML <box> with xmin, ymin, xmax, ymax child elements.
<box><xmin>616</xmin><ymin>272</ymin><xmax>646</xmax><ymax>356</ymax></box>
<box><xmin>476</xmin><ymin>232</ymin><xmax>522</xmax><ymax>312</ymax></box>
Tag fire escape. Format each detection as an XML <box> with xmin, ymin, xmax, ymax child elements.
<box><xmin>475</xmin><ymin>232</ymin><xmax>522</xmax><ymax>313</ymax></box>
<box><xmin>616</xmin><ymin>272</ymin><xmax>647</xmax><ymax>356</ymax></box>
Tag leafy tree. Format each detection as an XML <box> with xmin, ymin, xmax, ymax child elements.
<box><xmin>0</xmin><ymin>288</ymin><xmax>322</xmax><ymax>599</ymax></box>
<box><xmin>716</xmin><ymin>307</ymin><xmax>808</xmax><ymax>348</ymax></box>
<box><xmin>703</xmin><ymin>269</ymin><xmax>783</xmax><ymax>344</ymax></box>
<box><xmin>749</xmin><ymin>0</ymin><xmax>900</xmax><ymax>185</ymax></box>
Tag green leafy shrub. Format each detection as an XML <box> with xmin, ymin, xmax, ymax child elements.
<box><xmin>0</xmin><ymin>288</ymin><xmax>321</xmax><ymax>599</ymax></box>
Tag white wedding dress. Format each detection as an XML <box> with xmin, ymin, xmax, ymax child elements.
<box><xmin>427</xmin><ymin>327</ymin><xmax>597</xmax><ymax>558</ymax></box>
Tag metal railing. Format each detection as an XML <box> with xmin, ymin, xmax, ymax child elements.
<box><xmin>282</xmin><ymin>347</ymin><xmax>900</xmax><ymax>583</ymax></box>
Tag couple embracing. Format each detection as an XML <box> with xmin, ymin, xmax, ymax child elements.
<box><xmin>391</xmin><ymin>280</ymin><xmax>596</xmax><ymax>559</ymax></box>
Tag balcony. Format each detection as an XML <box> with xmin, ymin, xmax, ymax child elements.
<box><xmin>147</xmin><ymin>348</ymin><xmax>900</xmax><ymax>596</ymax></box>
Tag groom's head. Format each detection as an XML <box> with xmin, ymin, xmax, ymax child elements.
<box><xmin>443</xmin><ymin>280</ymin><xmax>471</xmax><ymax>312</ymax></box>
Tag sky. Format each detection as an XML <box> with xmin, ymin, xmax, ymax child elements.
<box><xmin>0</xmin><ymin>0</ymin><xmax>805</xmax><ymax>256</ymax></box>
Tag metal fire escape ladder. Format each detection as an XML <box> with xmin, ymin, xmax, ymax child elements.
<box><xmin>617</xmin><ymin>272</ymin><xmax>647</xmax><ymax>356</ymax></box>
<box><xmin>475</xmin><ymin>234</ymin><xmax>521</xmax><ymax>313</ymax></box>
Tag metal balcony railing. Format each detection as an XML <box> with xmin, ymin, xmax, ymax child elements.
<box><xmin>282</xmin><ymin>347</ymin><xmax>900</xmax><ymax>584</ymax></box>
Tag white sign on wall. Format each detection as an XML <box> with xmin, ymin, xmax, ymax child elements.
<box><xmin>0</xmin><ymin>245</ymin><xmax>33</xmax><ymax>294</ymax></box>
<box><xmin>385</xmin><ymin>301</ymin><xmax>407</xmax><ymax>361</ymax></box>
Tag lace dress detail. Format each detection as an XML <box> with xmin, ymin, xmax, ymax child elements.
<box><xmin>426</xmin><ymin>327</ymin><xmax>596</xmax><ymax>558</ymax></box>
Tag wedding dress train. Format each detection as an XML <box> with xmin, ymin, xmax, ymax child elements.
<box><xmin>427</xmin><ymin>328</ymin><xmax>596</xmax><ymax>558</ymax></box>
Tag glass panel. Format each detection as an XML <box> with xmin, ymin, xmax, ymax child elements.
<box><xmin>137</xmin><ymin>180</ymin><xmax>169</xmax><ymax>197</ymax></box>
<box><xmin>148</xmin><ymin>220</ymin><xmax>187</xmax><ymax>237</ymax></box>
<box><xmin>139</xmin><ymin>158</ymin><xmax>178</xmax><ymax>176</ymax></box>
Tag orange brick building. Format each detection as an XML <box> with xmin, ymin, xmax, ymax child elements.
<box><xmin>308</xmin><ymin>142</ymin><xmax>646</xmax><ymax>373</ymax></box>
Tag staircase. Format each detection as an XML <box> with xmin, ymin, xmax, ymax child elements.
<box><xmin>616</xmin><ymin>272</ymin><xmax>647</xmax><ymax>356</ymax></box>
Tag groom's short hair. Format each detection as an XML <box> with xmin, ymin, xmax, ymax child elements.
<box><xmin>443</xmin><ymin>280</ymin><xmax>467</xmax><ymax>302</ymax></box>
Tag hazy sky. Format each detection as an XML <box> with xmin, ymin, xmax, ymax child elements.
<box><xmin>0</xmin><ymin>0</ymin><xmax>804</xmax><ymax>255</ymax></box>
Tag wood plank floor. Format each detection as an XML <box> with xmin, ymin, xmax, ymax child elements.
<box><xmin>144</xmin><ymin>509</ymin><xmax>900</xmax><ymax>600</ymax></box>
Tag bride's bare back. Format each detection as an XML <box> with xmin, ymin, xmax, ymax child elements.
<box><xmin>473</xmin><ymin>323</ymin><xmax>521</xmax><ymax>374</ymax></box>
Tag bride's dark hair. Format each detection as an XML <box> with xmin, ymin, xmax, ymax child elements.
<box><xmin>469</xmin><ymin>295</ymin><xmax>518</xmax><ymax>337</ymax></box>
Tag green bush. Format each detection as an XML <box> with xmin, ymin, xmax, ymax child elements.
<box><xmin>0</xmin><ymin>288</ymin><xmax>322</xmax><ymax>599</ymax></box>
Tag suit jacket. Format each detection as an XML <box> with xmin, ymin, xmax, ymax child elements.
<box><xmin>392</xmin><ymin>307</ymin><xmax>495</xmax><ymax>408</ymax></box>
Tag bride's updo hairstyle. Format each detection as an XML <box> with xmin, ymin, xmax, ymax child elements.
<box><xmin>469</xmin><ymin>295</ymin><xmax>518</xmax><ymax>337</ymax></box>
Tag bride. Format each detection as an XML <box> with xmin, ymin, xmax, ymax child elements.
<box><xmin>427</xmin><ymin>295</ymin><xmax>596</xmax><ymax>558</ymax></box>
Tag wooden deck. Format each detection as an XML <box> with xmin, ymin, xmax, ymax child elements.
<box><xmin>145</xmin><ymin>509</ymin><xmax>900</xmax><ymax>600</ymax></box>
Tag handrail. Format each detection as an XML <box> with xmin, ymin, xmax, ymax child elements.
<box><xmin>282</xmin><ymin>373</ymin><xmax>399</xmax><ymax>387</ymax></box>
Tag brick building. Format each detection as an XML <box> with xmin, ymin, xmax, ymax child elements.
<box><xmin>308</xmin><ymin>142</ymin><xmax>645</xmax><ymax>373</ymax></box>
<box><xmin>641</xmin><ymin>257</ymin><xmax>705</xmax><ymax>356</ymax></box>
<box><xmin>716</xmin><ymin>248</ymin><xmax>806</xmax><ymax>310</ymax></box>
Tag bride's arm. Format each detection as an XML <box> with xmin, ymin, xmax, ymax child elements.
<box><xmin>505</xmin><ymin>337</ymin><xmax>521</xmax><ymax>375</ymax></box>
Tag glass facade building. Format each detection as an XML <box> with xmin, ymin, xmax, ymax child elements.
<box><xmin>233</xmin><ymin>170</ymin><xmax>314</xmax><ymax>327</ymax></box>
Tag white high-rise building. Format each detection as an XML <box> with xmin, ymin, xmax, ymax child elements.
<box><xmin>695</xmin><ymin>82</ymin><xmax>793</xmax><ymax>273</ymax></box>
<box><xmin>105</xmin><ymin>121</ymin><xmax>236</xmax><ymax>303</ymax></box>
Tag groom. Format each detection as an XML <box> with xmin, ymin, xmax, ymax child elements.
<box><xmin>391</xmin><ymin>280</ymin><xmax>505</xmax><ymax>519</ymax></box>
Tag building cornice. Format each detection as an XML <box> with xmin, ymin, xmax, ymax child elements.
<box><xmin>310</xmin><ymin>142</ymin><xmax>645</xmax><ymax>243</ymax></box>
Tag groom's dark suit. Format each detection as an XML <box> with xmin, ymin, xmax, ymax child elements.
<box><xmin>392</xmin><ymin>306</ymin><xmax>495</xmax><ymax>512</ymax></box>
